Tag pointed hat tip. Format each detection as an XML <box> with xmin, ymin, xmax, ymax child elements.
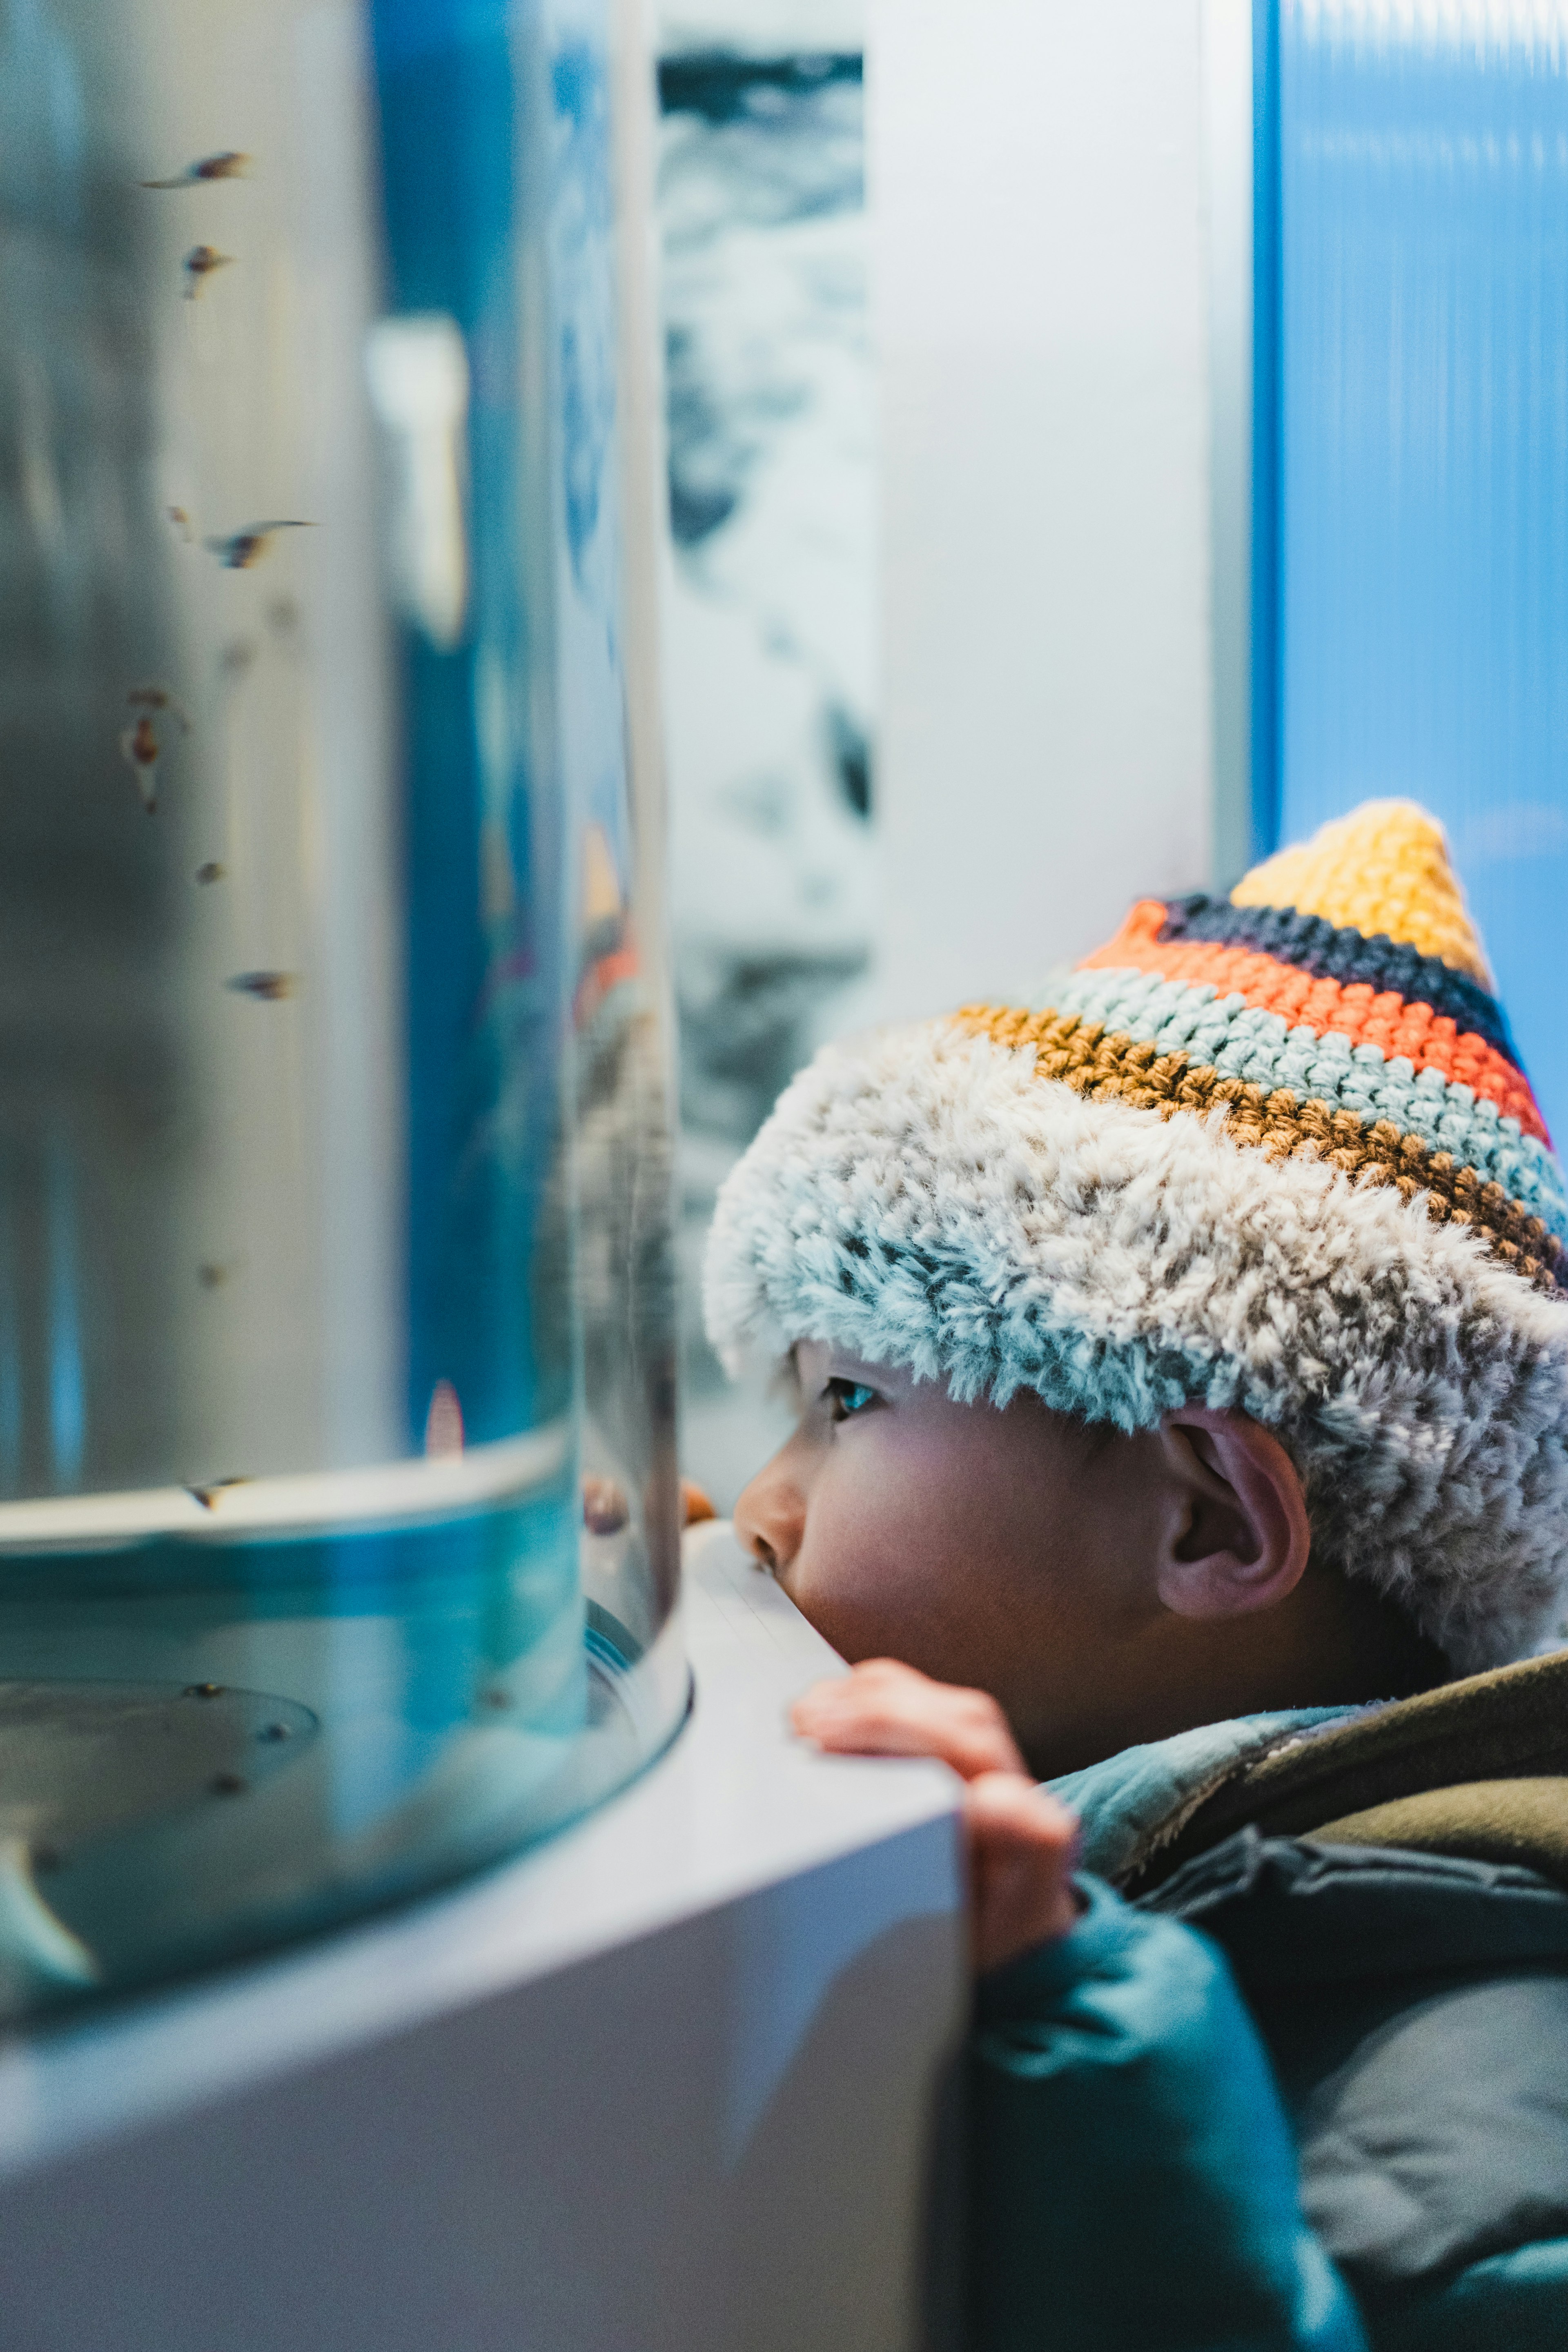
<box><xmin>1231</xmin><ymin>799</ymin><xmax>1492</xmax><ymax>987</ymax></box>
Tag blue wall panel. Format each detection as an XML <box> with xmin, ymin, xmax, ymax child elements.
<box><xmin>1277</xmin><ymin>4</ymin><xmax>1568</xmax><ymax>1138</ymax></box>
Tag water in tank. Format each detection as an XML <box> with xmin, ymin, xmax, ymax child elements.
<box><xmin>0</xmin><ymin>0</ymin><xmax>686</xmax><ymax>2020</ymax></box>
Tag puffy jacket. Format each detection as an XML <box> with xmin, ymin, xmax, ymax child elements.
<box><xmin>970</xmin><ymin>1648</ymin><xmax>1568</xmax><ymax>2349</ymax></box>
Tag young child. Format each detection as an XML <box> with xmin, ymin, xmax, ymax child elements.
<box><xmin>705</xmin><ymin>802</ymin><xmax>1568</xmax><ymax>2349</ymax></box>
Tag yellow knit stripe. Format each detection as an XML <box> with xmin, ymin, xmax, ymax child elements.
<box><xmin>1230</xmin><ymin>800</ymin><xmax>1492</xmax><ymax>987</ymax></box>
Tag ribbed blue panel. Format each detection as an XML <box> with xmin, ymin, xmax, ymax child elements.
<box><xmin>1277</xmin><ymin>4</ymin><xmax>1568</xmax><ymax>1141</ymax></box>
<box><xmin>1252</xmin><ymin>0</ymin><xmax>1285</xmax><ymax>862</ymax></box>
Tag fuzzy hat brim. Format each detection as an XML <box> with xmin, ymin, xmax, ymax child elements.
<box><xmin>704</xmin><ymin>1019</ymin><xmax>1568</xmax><ymax>1673</ymax></box>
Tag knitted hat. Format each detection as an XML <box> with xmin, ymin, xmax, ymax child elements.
<box><xmin>705</xmin><ymin>801</ymin><xmax>1568</xmax><ymax>1671</ymax></box>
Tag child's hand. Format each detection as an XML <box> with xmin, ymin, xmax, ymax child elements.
<box><xmin>791</xmin><ymin>1660</ymin><xmax>1080</xmax><ymax>1971</ymax></box>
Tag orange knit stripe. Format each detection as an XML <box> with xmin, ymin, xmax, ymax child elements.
<box><xmin>1080</xmin><ymin>901</ymin><xmax>1546</xmax><ymax>1143</ymax></box>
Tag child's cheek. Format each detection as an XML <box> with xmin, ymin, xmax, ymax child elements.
<box><xmin>791</xmin><ymin>1462</ymin><xmax>943</xmax><ymax>1657</ymax></box>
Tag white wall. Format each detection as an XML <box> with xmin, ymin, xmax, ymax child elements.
<box><xmin>659</xmin><ymin>0</ymin><xmax>863</xmax><ymax>45</ymax></box>
<box><xmin>869</xmin><ymin>0</ymin><xmax>1215</xmax><ymax>1018</ymax></box>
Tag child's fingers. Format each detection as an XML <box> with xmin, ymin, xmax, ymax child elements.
<box><xmin>791</xmin><ymin>1672</ymin><xmax>1079</xmax><ymax>1969</ymax></box>
<box><xmin>966</xmin><ymin>1773</ymin><xmax>1081</xmax><ymax>1973</ymax></box>
<box><xmin>791</xmin><ymin>1658</ymin><xmax>1028</xmax><ymax>1780</ymax></box>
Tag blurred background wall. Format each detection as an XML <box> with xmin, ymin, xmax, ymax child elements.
<box><xmin>659</xmin><ymin>0</ymin><xmax>1218</xmax><ymax>1503</ymax></box>
<box><xmin>869</xmin><ymin>0</ymin><xmax>1215</xmax><ymax>1023</ymax></box>
<box><xmin>657</xmin><ymin>0</ymin><xmax>875</xmax><ymax>1501</ymax></box>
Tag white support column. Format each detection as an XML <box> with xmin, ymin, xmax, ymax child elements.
<box><xmin>869</xmin><ymin>0</ymin><xmax>1217</xmax><ymax>1018</ymax></box>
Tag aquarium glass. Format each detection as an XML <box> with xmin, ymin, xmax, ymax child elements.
<box><xmin>0</xmin><ymin>0</ymin><xmax>684</xmax><ymax>2020</ymax></box>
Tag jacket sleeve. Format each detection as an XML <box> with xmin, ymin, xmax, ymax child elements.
<box><xmin>969</xmin><ymin>1875</ymin><xmax>1369</xmax><ymax>2352</ymax></box>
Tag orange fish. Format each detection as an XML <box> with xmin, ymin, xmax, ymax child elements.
<box><xmin>119</xmin><ymin>713</ymin><xmax>161</xmax><ymax>812</ymax></box>
<box><xmin>681</xmin><ymin>1478</ymin><xmax>717</xmax><ymax>1528</ymax></box>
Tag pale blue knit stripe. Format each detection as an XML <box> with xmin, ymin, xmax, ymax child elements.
<box><xmin>1044</xmin><ymin>964</ymin><xmax>1568</xmax><ymax>1244</ymax></box>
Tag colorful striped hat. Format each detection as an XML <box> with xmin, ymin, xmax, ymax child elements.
<box><xmin>705</xmin><ymin>802</ymin><xmax>1568</xmax><ymax>1670</ymax></box>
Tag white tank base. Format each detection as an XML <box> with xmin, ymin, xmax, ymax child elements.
<box><xmin>0</xmin><ymin>1526</ymin><xmax>966</xmax><ymax>2352</ymax></box>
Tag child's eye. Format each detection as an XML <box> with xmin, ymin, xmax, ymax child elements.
<box><xmin>825</xmin><ymin>1377</ymin><xmax>878</xmax><ymax>1422</ymax></box>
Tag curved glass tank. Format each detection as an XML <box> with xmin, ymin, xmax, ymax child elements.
<box><xmin>0</xmin><ymin>0</ymin><xmax>685</xmax><ymax>2019</ymax></box>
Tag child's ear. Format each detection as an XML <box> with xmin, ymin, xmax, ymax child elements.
<box><xmin>1152</xmin><ymin>1408</ymin><xmax>1312</xmax><ymax>1619</ymax></box>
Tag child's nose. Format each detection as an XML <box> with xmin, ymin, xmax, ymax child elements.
<box><xmin>734</xmin><ymin>1457</ymin><xmax>806</xmax><ymax>1580</ymax></box>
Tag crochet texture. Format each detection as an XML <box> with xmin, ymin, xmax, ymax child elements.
<box><xmin>705</xmin><ymin>801</ymin><xmax>1568</xmax><ymax>1670</ymax></box>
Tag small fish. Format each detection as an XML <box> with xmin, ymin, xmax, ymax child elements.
<box><xmin>205</xmin><ymin>520</ymin><xmax>313</xmax><ymax>570</ymax></box>
<box><xmin>141</xmin><ymin>151</ymin><xmax>251</xmax><ymax>188</ymax></box>
<box><xmin>226</xmin><ymin>971</ymin><xmax>297</xmax><ymax>1001</ymax></box>
<box><xmin>119</xmin><ymin>713</ymin><xmax>161</xmax><ymax>812</ymax></box>
<box><xmin>581</xmin><ymin>1474</ymin><xmax>629</xmax><ymax>1536</ymax></box>
<box><xmin>183</xmin><ymin>244</ymin><xmax>234</xmax><ymax>299</ymax></box>
<box><xmin>127</xmin><ymin>683</ymin><xmax>191</xmax><ymax>731</ymax></box>
<box><xmin>267</xmin><ymin>594</ymin><xmax>300</xmax><ymax>637</ymax></box>
<box><xmin>424</xmin><ymin>1379</ymin><xmax>464</xmax><ymax>1459</ymax></box>
<box><xmin>168</xmin><ymin>504</ymin><xmax>194</xmax><ymax>540</ymax></box>
<box><xmin>196</xmin><ymin>1259</ymin><xmax>229</xmax><ymax>1285</ymax></box>
<box><xmin>195</xmin><ymin>861</ymin><xmax>227</xmax><ymax>886</ymax></box>
<box><xmin>218</xmin><ymin>639</ymin><xmax>256</xmax><ymax>680</ymax></box>
<box><xmin>185</xmin><ymin>1476</ymin><xmax>251</xmax><ymax>1511</ymax></box>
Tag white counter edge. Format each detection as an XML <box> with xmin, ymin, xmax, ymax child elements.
<box><xmin>0</xmin><ymin>1523</ymin><xmax>961</xmax><ymax>2182</ymax></box>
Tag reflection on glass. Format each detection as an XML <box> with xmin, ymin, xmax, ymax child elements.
<box><xmin>0</xmin><ymin>0</ymin><xmax>684</xmax><ymax>2021</ymax></box>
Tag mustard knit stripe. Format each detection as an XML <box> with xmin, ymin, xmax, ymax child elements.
<box><xmin>1230</xmin><ymin>800</ymin><xmax>1492</xmax><ymax>988</ymax></box>
<box><xmin>954</xmin><ymin>1002</ymin><xmax>1565</xmax><ymax>1294</ymax></box>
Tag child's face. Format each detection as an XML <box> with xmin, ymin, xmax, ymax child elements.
<box><xmin>736</xmin><ymin>1339</ymin><xmax>1444</xmax><ymax>1775</ymax></box>
<box><xmin>735</xmin><ymin>1340</ymin><xmax>1176</xmax><ymax>1777</ymax></box>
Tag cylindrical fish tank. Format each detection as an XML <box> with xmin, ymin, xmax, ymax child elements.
<box><xmin>0</xmin><ymin>0</ymin><xmax>685</xmax><ymax>2018</ymax></box>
